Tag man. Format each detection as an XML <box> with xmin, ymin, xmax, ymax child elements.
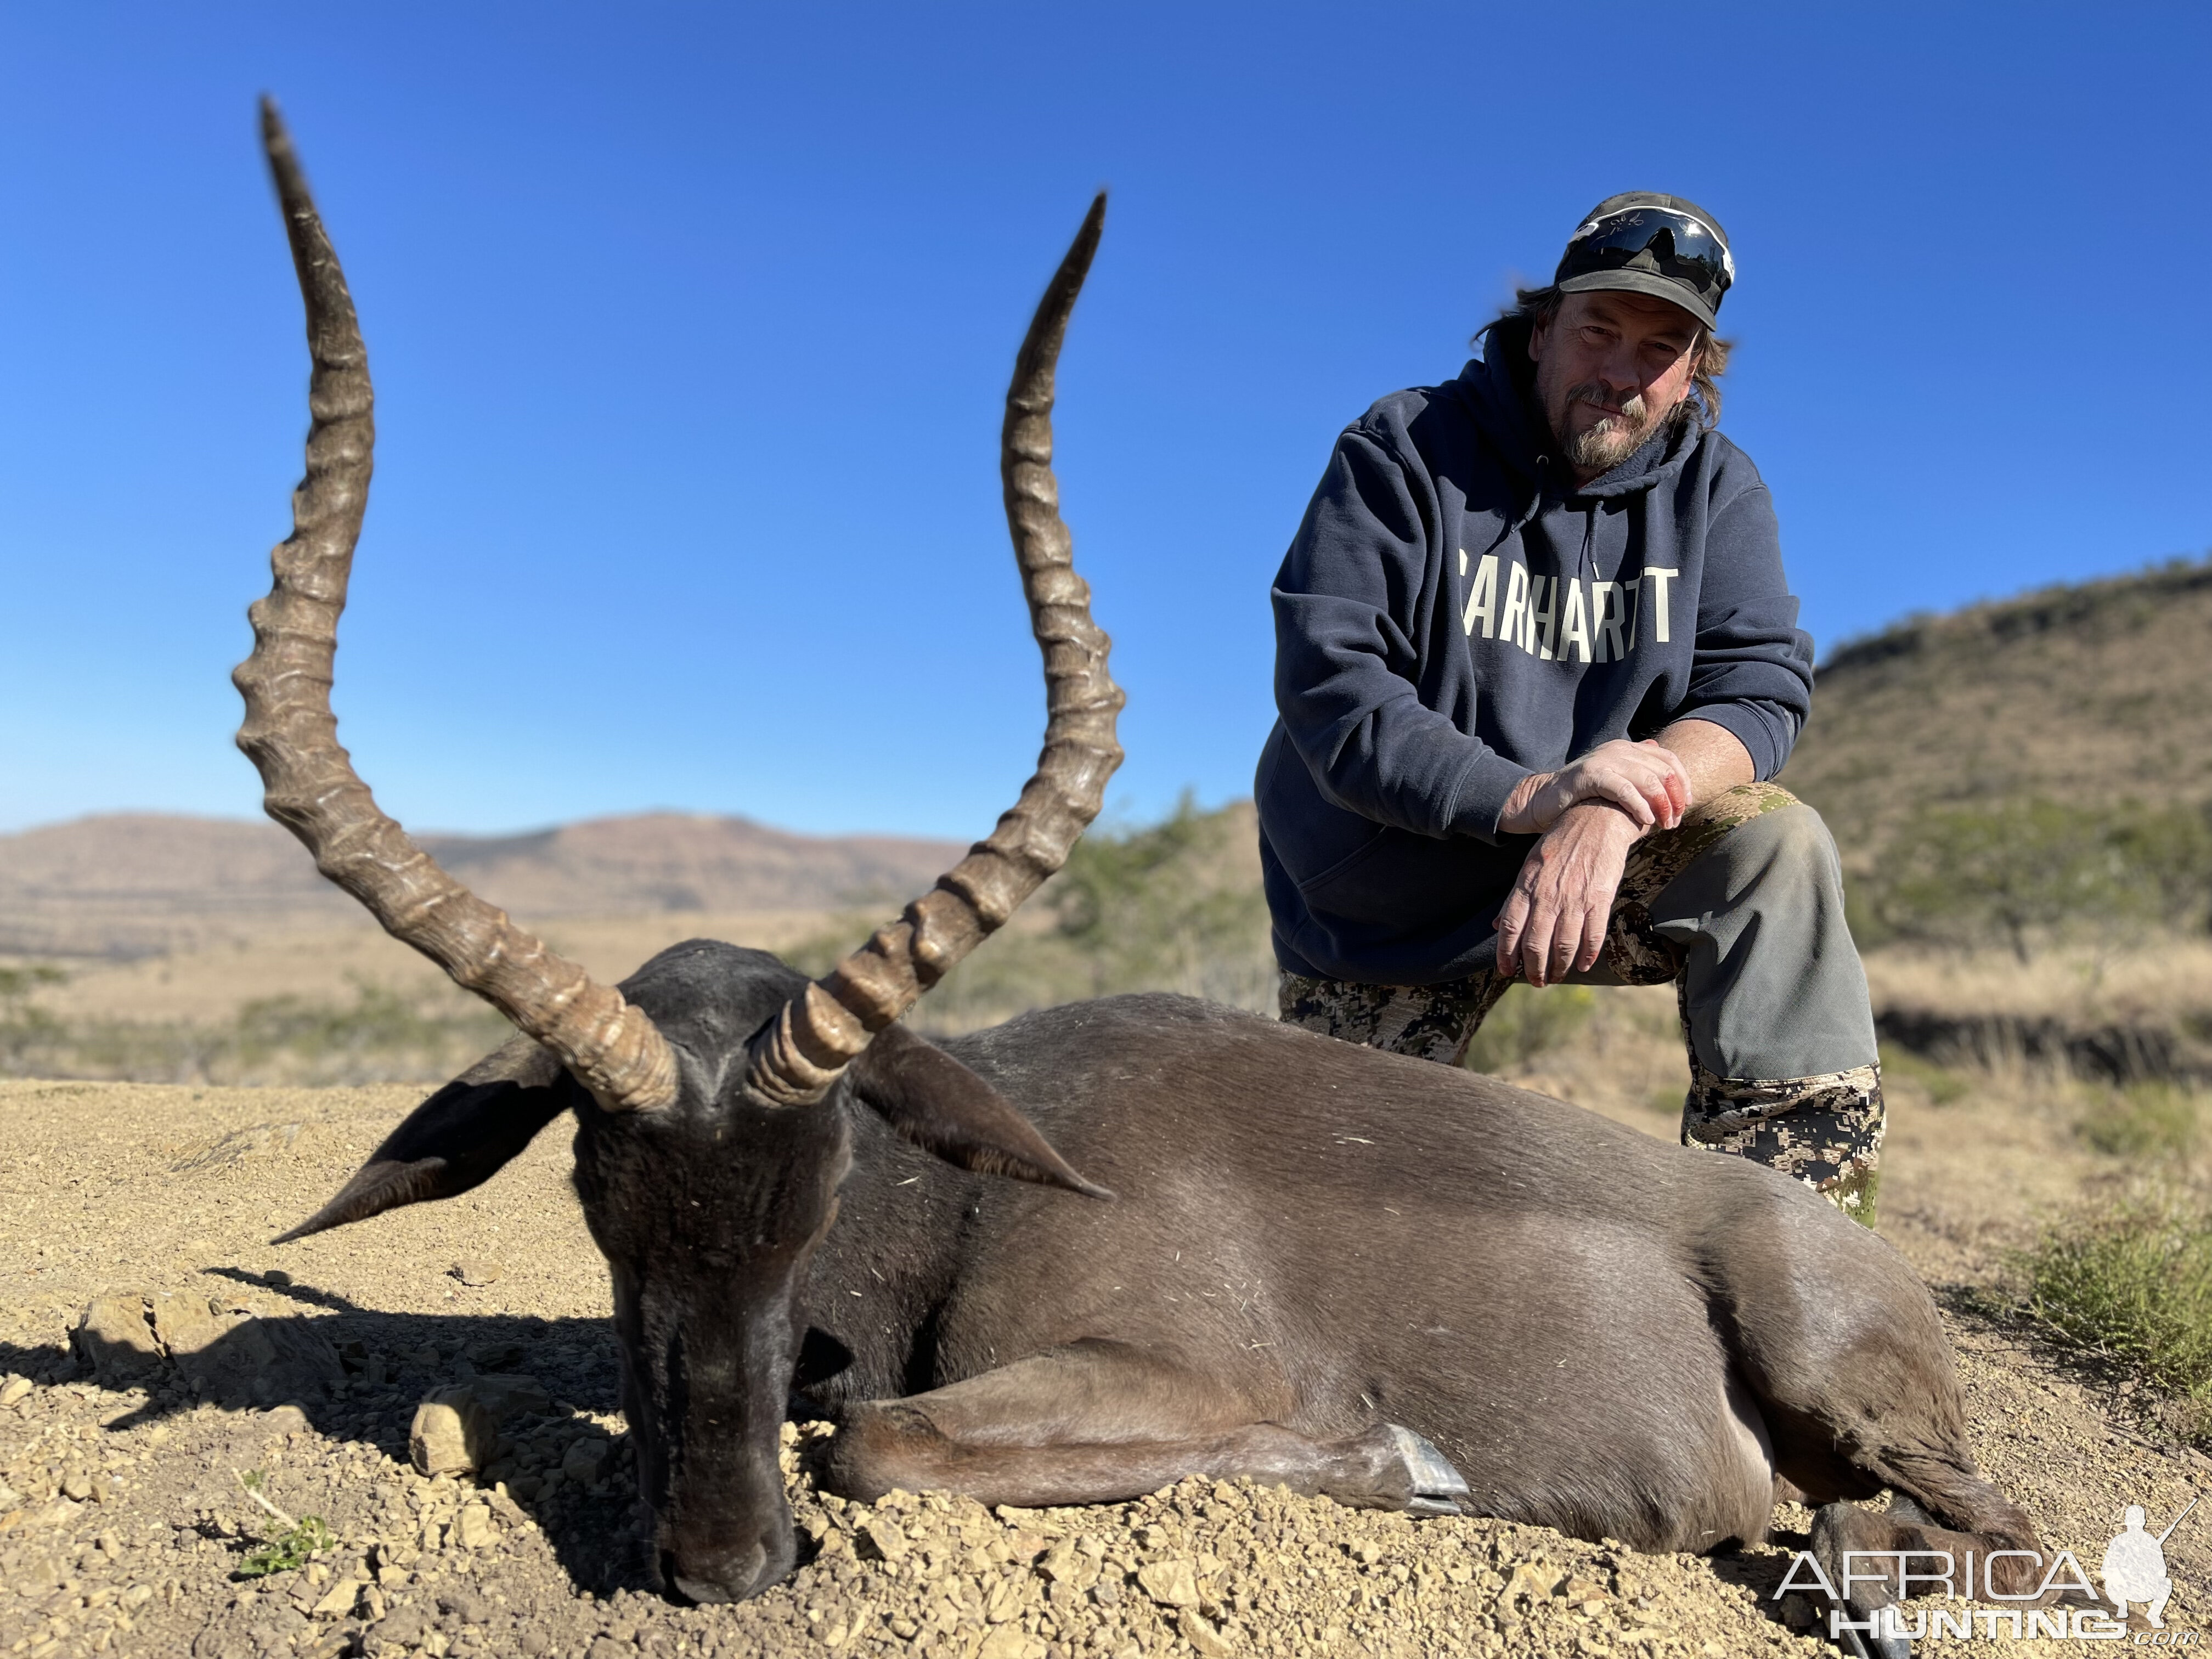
<box><xmin>1257</xmin><ymin>193</ymin><xmax>1884</xmax><ymax>1220</ymax></box>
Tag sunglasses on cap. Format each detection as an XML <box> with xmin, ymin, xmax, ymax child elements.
<box><xmin>1559</xmin><ymin>206</ymin><xmax>1735</xmax><ymax>306</ymax></box>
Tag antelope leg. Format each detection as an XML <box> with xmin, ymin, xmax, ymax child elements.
<box><xmin>821</xmin><ymin>1341</ymin><xmax>1465</xmax><ymax>1514</ymax></box>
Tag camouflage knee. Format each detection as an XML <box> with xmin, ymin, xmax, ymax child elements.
<box><xmin>1601</xmin><ymin>782</ymin><xmax>1804</xmax><ymax>985</ymax></box>
<box><xmin>1276</xmin><ymin>971</ymin><xmax>1500</xmax><ymax>1066</ymax></box>
<box><xmin>1680</xmin><ymin>1061</ymin><xmax>1885</xmax><ymax>1226</ymax></box>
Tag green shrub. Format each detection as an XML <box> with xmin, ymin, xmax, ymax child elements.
<box><xmin>228</xmin><ymin>980</ymin><xmax>507</xmax><ymax>1071</ymax></box>
<box><xmin>238</xmin><ymin>1514</ymin><xmax>335</xmax><ymax>1578</ymax></box>
<box><xmin>784</xmin><ymin>798</ymin><xmax>1275</xmax><ymax>1032</ymax></box>
<box><xmin>0</xmin><ymin>963</ymin><xmax>67</xmax><ymax>1068</ymax></box>
<box><xmin>2078</xmin><ymin>1082</ymin><xmax>2203</xmax><ymax>1160</ymax></box>
<box><xmin>1461</xmin><ymin>983</ymin><xmax>1597</xmax><ymax>1073</ymax></box>
<box><xmin>233</xmin><ymin>1470</ymin><xmax>335</xmax><ymax>1577</ymax></box>
<box><xmin>2019</xmin><ymin>1201</ymin><xmax>2212</xmax><ymax>1421</ymax></box>
<box><xmin>1878</xmin><ymin>1044</ymin><xmax>1970</xmax><ymax>1107</ymax></box>
<box><xmin>1</xmin><ymin>977</ymin><xmax>511</xmax><ymax>1087</ymax></box>
<box><xmin>1047</xmin><ymin>795</ymin><xmax>1272</xmax><ymax>1006</ymax></box>
<box><xmin>1854</xmin><ymin>797</ymin><xmax>2212</xmax><ymax>959</ymax></box>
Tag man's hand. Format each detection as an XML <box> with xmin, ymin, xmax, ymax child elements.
<box><xmin>1494</xmin><ymin>802</ymin><xmax>1642</xmax><ymax>986</ymax></box>
<box><xmin>1497</xmin><ymin>738</ymin><xmax>1689</xmax><ymax>837</ymax></box>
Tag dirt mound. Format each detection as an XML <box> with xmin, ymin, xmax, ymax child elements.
<box><xmin>3</xmin><ymin>1076</ymin><xmax>2208</xmax><ymax>1658</ymax></box>
<box><xmin>0</xmin><ymin>1381</ymin><xmax>1824</xmax><ymax>1659</ymax></box>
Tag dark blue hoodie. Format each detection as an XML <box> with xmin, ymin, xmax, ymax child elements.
<box><xmin>1256</xmin><ymin>352</ymin><xmax>1815</xmax><ymax>985</ymax></box>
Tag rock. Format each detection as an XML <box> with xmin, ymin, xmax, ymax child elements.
<box><xmin>150</xmin><ymin>1294</ymin><xmax>224</xmax><ymax>1359</ymax></box>
<box><xmin>163</xmin><ymin>1305</ymin><xmax>345</xmax><ymax>1408</ymax></box>
<box><xmin>1504</xmin><ymin>1560</ymin><xmax>1566</xmax><ymax>1605</ymax></box>
<box><xmin>983</xmin><ymin>1575</ymin><xmax>1027</xmax><ymax>1623</ymax></box>
<box><xmin>1178</xmin><ymin>1610</ymin><xmax>1235</xmax><ymax>1658</ymax></box>
<box><xmin>311</xmin><ymin>1577</ymin><xmax>360</xmax><ymax>1620</ymax></box>
<box><xmin>449</xmin><ymin>1261</ymin><xmax>505</xmax><ymax>1288</ymax></box>
<box><xmin>439</xmin><ymin>1587</ymin><xmax>493</xmax><ymax>1623</ymax></box>
<box><xmin>377</xmin><ymin>1606</ymin><xmax>428</xmax><ymax>1648</ymax></box>
<box><xmin>9</xmin><ymin>1551</ymin><xmax>64</xmax><ymax>1592</ymax></box>
<box><xmin>412</xmin><ymin>1390</ymin><xmax>502</xmax><ymax>1477</ymax></box>
<box><xmin>454</xmin><ymin>1503</ymin><xmax>495</xmax><ymax>1550</ymax></box>
<box><xmin>1136</xmin><ymin>1559</ymin><xmax>1201</xmax><ymax>1609</ymax></box>
<box><xmin>975</xmin><ymin>1628</ymin><xmax>1036</xmax><ymax>1659</ymax></box>
<box><xmin>74</xmin><ymin>1293</ymin><xmax>163</xmax><ymax>1385</ymax></box>
<box><xmin>861</xmin><ymin>1517</ymin><xmax>910</xmax><ymax>1562</ymax></box>
<box><xmin>1037</xmin><ymin>1538</ymin><xmax>1093</xmax><ymax>1584</ymax></box>
<box><xmin>466</xmin><ymin>1341</ymin><xmax>526</xmax><ymax>1370</ymax></box>
<box><xmin>261</xmin><ymin>1404</ymin><xmax>312</xmax><ymax>1437</ymax></box>
<box><xmin>466</xmin><ymin>1373</ymin><xmax>551</xmax><ymax>1418</ymax></box>
<box><xmin>1562</xmin><ymin>1572</ymin><xmax>1610</xmax><ymax>1610</ymax></box>
<box><xmin>263</xmin><ymin>1270</ymin><xmax>294</xmax><ymax>1289</ymax></box>
<box><xmin>408</xmin><ymin>1374</ymin><xmax>554</xmax><ymax>1479</ymax></box>
<box><xmin>0</xmin><ymin>1376</ymin><xmax>30</xmax><ymax>1409</ymax></box>
<box><xmin>560</xmin><ymin>1437</ymin><xmax>610</xmax><ymax>1485</ymax></box>
<box><xmin>62</xmin><ymin>1475</ymin><xmax>92</xmax><ymax>1502</ymax></box>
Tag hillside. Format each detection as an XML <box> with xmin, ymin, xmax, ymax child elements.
<box><xmin>1781</xmin><ymin>556</ymin><xmax>2212</xmax><ymax>867</ymax></box>
<box><xmin>0</xmin><ymin>811</ymin><xmax>966</xmax><ymax>958</ymax></box>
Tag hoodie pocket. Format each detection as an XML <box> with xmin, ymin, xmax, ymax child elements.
<box><xmin>1293</xmin><ymin>823</ymin><xmax>1394</xmax><ymax>900</ymax></box>
<box><xmin>1258</xmin><ymin>726</ymin><xmax>1509</xmax><ymax>933</ymax></box>
<box><xmin>1296</xmin><ymin>823</ymin><xmax>1496</xmax><ymax>926</ymax></box>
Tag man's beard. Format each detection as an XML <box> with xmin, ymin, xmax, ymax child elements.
<box><xmin>1559</xmin><ymin>383</ymin><xmax>1688</xmax><ymax>472</ymax></box>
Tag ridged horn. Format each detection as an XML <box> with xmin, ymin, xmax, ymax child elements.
<box><xmin>232</xmin><ymin>98</ymin><xmax>678</xmax><ymax>1114</ymax></box>
<box><xmin>744</xmin><ymin>194</ymin><xmax>1124</xmax><ymax>1106</ymax></box>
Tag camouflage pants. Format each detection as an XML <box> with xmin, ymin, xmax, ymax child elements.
<box><xmin>1277</xmin><ymin>783</ymin><xmax>1884</xmax><ymax>1224</ymax></box>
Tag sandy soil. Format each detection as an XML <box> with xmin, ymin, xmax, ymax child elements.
<box><xmin>2</xmin><ymin>1045</ymin><xmax>2207</xmax><ymax>1659</ymax></box>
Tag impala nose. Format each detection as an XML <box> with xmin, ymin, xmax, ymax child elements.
<box><xmin>665</xmin><ymin>1539</ymin><xmax>777</xmax><ymax>1605</ymax></box>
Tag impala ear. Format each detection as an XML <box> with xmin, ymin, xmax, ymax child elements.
<box><xmin>274</xmin><ymin>1036</ymin><xmax>573</xmax><ymax>1242</ymax></box>
<box><xmin>848</xmin><ymin>1023</ymin><xmax>1113</xmax><ymax>1200</ymax></box>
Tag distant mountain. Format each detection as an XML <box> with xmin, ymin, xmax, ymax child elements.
<box><xmin>1781</xmin><ymin>557</ymin><xmax>2212</xmax><ymax>871</ymax></box>
<box><xmin>0</xmin><ymin>811</ymin><xmax>967</xmax><ymax>958</ymax></box>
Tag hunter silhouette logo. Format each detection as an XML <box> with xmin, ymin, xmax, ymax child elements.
<box><xmin>2102</xmin><ymin>1497</ymin><xmax>2193</xmax><ymax>1629</ymax></box>
<box><xmin>1774</xmin><ymin>1492</ymin><xmax>2200</xmax><ymax>1644</ymax></box>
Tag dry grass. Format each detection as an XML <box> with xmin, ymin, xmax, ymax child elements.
<box><xmin>10</xmin><ymin>909</ymin><xmax>842</xmax><ymax>1028</ymax></box>
<box><xmin>1865</xmin><ymin>938</ymin><xmax>2212</xmax><ymax>1026</ymax></box>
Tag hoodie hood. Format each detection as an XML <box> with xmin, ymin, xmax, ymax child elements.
<box><xmin>1449</xmin><ymin>353</ymin><xmax>1699</xmax><ymax>501</ymax></box>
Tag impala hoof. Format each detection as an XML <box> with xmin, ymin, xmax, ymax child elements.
<box><xmin>1387</xmin><ymin>1424</ymin><xmax>1470</xmax><ymax>1516</ymax></box>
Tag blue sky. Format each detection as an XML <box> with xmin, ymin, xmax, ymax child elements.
<box><xmin>3</xmin><ymin>3</ymin><xmax>2206</xmax><ymax>839</ymax></box>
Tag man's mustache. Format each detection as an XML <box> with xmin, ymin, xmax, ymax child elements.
<box><xmin>1568</xmin><ymin>383</ymin><xmax>1647</xmax><ymax>424</ymax></box>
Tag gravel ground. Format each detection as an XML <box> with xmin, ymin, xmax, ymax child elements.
<box><xmin>2</xmin><ymin>1076</ymin><xmax>2206</xmax><ymax>1658</ymax></box>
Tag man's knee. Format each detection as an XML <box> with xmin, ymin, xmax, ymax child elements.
<box><xmin>1645</xmin><ymin>791</ymin><xmax>1846</xmax><ymax>916</ymax></box>
<box><xmin>1725</xmin><ymin>799</ymin><xmax>1843</xmax><ymax>883</ymax></box>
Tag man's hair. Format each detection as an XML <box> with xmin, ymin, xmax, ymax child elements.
<box><xmin>1476</xmin><ymin>284</ymin><xmax>1733</xmax><ymax>431</ymax></box>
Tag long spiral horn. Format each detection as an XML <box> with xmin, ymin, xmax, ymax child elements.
<box><xmin>233</xmin><ymin>98</ymin><xmax>678</xmax><ymax>1113</ymax></box>
<box><xmin>744</xmin><ymin>195</ymin><xmax>1124</xmax><ymax>1106</ymax></box>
